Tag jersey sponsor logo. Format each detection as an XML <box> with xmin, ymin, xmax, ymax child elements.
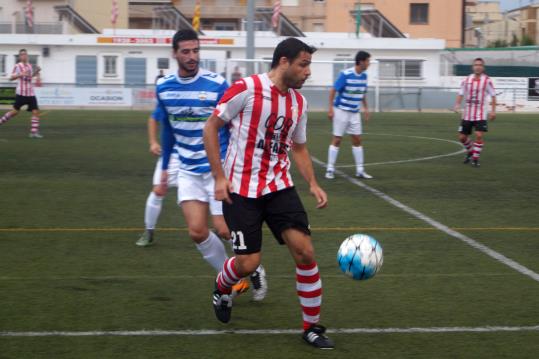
<box><xmin>256</xmin><ymin>112</ymin><xmax>294</xmax><ymax>156</ymax></box>
<box><xmin>202</xmin><ymin>73</ymin><xmax>218</xmax><ymax>79</ymax></box>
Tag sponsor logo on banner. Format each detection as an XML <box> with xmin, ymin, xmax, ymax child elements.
<box><xmin>97</xmin><ymin>37</ymin><xmax>234</xmax><ymax>45</ymax></box>
<box><xmin>132</xmin><ymin>88</ymin><xmax>156</xmax><ymax>106</ymax></box>
<box><xmin>35</xmin><ymin>87</ymin><xmax>77</xmax><ymax>106</ymax></box>
<box><xmin>0</xmin><ymin>87</ymin><xmax>16</xmax><ymax>104</ymax></box>
<box><xmin>84</xmin><ymin>88</ymin><xmax>131</xmax><ymax>106</ymax></box>
<box><xmin>528</xmin><ymin>78</ymin><xmax>539</xmax><ymax>101</ymax></box>
<box><xmin>35</xmin><ymin>87</ymin><xmax>132</xmax><ymax>107</ymax></box>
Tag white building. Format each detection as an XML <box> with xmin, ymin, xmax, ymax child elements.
<box><xmin>0</xmin><ymin>30</ymin><xmax>446</xmax><ymax>109</ymax></box>
<box><xmin>0</xmin><ymin>30</ymin><xmax>446</xmax><ymax>84</ymax></box>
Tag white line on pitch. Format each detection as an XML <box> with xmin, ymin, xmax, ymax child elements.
<box><xmin>312</xmin><ymin>157</ymin><xmax>539</xmax><ymax>283</ymax></box>
<box><xmin>334</xmin><ymin>134</ymin><xmax>466</xmax><ymax>168</ymax></box>
<box><xmin>1</xmin><ymin>325</ymin><xmax>538</xmax><ymax>337</ymax></box>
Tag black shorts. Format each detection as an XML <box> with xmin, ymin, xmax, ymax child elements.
<box><xmin>13</xmin><ymin>95</ymin><xmax>39</xmax><ymax>112</ymax></box>
<box><xmin>223</xmin><ymin>187</ymin><xmax>311</xmax><ymax>255</ymax></box>
<box><xmin>459</xmin><ymin>120</ymin><xmax>488</xmax><ymax>135</ymax></box>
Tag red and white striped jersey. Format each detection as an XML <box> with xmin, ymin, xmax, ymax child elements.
<box><xmin>459</xmin><ymin>74</ymin><xmax>496</xmax><ymax>121</ymax></box>
<box><xmin>12</xmin><ymin>62</ymin><xmax>35</xmax><ymax>97</ymax></box>
<box><xmin>214</xmin><ymin>73</ymin><xmax>308</xmax><ymax>198</ymax></box>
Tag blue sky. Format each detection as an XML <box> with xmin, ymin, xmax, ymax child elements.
<box><xmin>485</xmin><ymin>0</ymin><xmax>537</xmax><ymax>11</ymax></box>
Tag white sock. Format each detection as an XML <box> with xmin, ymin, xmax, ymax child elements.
<box><xmin>196</xmin><ymin>231</ymin><xmax>228</xmax><ymax>272</ymax></box>
<box><xmin>327</xmin><ymin>145</ymin><xmax>339</xmax><ymax>171</ymax></box>
<box><xmin>144</xmin><ymin>192</ymin><xmax>164</xmax><ymax>230</ymax></box>
<box><xmin>352</xmin><ymin>146</ymin><xmax>364</xmax><ymax>174</ymax></box>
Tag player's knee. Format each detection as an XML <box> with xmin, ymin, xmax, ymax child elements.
<box><xmin>351</xmin><ymin>136</ymin><xmax>362</xmax><ymax>146</ymax></box>
<box><xmin>153</xmin><ymin>187</ymin><xmax>167</xmax><ymax>197</ymax></box>
<box><xmin>188</xmin><ymin>227</ymin><xmax>210</xmax><ymax>243</ymax></box>
<box><xmin>459</xmin><ymin>135</ymin><xmax>467</xmax><ymax>143</ymax></box>
<box><xmin>332</xmin><ymin>137</ymin><xmax>342</xmax><ymax>146</ymax></box>
<box><xmin>292</xmin><ymin>245</ymin><xmax>315</xmax><ymax>265</ymax></box>
<box><xmin>236</xmin><ymin>257</ymin><xmax>260</xmax><ymax>276</ymax></box>
<box><xmin>216</xmin><ymin>229</ymin><xmax>230</xmax><ymax>240</ymax></box>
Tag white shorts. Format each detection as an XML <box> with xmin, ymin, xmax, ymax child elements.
<box><xmin>177</xmin><ymin>171</ymin><xmax>223</xmax><ymax>216</ymax></box>
<box><xmin>332</xmin><ymin>107</ymin><xmax>362</xmax><ymax>136</ymax></box>
<box><xmin>152</xmin><ymin>156</ymin><xmax>180</xmax><ymax>187</ymax></box>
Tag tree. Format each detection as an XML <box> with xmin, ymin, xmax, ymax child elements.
<box><xmin>510</xmin><ymin>33</ymin><xmax>519</xmax><ymax>47</ymax></box>
<box><xmin>520</xmin><ymin>34</ymin><xmax>536</xmax><ymax>46</ymax></box>
<box><xmin>488</xmin><ymin>39</ymin><xmax>509</xmax><ymax>48</ymax></box>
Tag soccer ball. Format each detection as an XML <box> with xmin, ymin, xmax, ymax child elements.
<box><xmin>337</xmin><ymin>234</ymin><xmax>383</xmax><ymax>280</ymax></box>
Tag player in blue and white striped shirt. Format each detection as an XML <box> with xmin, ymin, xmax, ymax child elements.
<box><xmin>135</xmin><ymin>104</ymin><xmax>183</xmax><ymax>248</ymax></box>
<box><xmin>155</xmin><ymin>30</ymin><xmax>267</xmax><ymax>300</ymax></box>
<box><xmin>325</xmin><ymin>51</ymin><xmax>373</xmax><ymax>179</ymax></box>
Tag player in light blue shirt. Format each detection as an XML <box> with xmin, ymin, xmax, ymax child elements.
<box><xmin>153</xmin><ymin>29</ymin><xmax>267</xmax><ymax>300</ymax></box>
<box><xmin>325</xmin><ymin>51</ymin><xmax>373</xmax><ymax>180</ymax></box>
<box><xmin>136</xmin><ymin>103</ymin><xmax>184</xmax><ymax>248</ymax></box>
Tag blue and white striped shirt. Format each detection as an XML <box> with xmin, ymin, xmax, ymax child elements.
<box><xmin>333</xmin><ymin>67</ymin><xmax>368</xmax><ymax>113</ymax></box>
<box><xmin>156</xmin><ymin>69</ymin><xmax>229</xmax><ymax>173</ymax></box>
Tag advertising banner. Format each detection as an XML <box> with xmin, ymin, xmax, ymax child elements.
<box><xmin>35</xmin><ymin>87</ymin><xmax>132</xmax><ymax>107</ymax></box>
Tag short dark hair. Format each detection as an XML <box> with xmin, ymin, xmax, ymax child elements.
<box><xmin>19</xmin><ymin>49</ymin><xmax>27</xmax><ymax>54</ymax></box>
<box><xmin>473</xmin><ymin>57</ymin><xmax>485</xmax><ymax>64</ymax></box>
<box><xmin>172</xmin><ymin>29</ymin><xmax>199</xmax><ymax>51</ymax></box>
<box><xmin>355</xmin><ymin>50</ymin><xmax>370</xmax><ymax>65</ymax></box>
<box><xmin>271</xmin><ymin>38</ymin><xmax>317</xmax><ymax>69</ymax></box>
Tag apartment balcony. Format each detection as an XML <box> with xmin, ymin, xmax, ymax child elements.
<box><xmin>0</xmin><ymin>21</ymin><xmax>63</xmax><ymax>34</ymax></box>
<box><xmin>173</xmin><ymin>0</ymin><xmax>273</xmax><ymax>19</ymax></box>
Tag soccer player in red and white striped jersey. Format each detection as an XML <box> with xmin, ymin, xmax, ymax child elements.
<box><xmin>204</xmin><ymin>38</ymin><xmax>334</xmax><ymax>349</ymax></box>
<box><xmin>454</xmin><ymin>58</ymin><xmax>497</xmax><ymax>167</ymax></box>
<box><xmin>0</xmin><ymin>49</ymin><xmax>43</xmax><ymax>138</ymax></box>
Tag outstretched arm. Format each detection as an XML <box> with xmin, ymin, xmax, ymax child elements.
<box><xmin>148</xmin><ymin>117</ymin><xmax>161</xmax><ymax>155</ymax></box>
<box><xmin>292</xmin><ymin>143</ymin><xmax>328</xmax><ymax>209</ymax></box>
<box><xmin>489</xmin><ymin>96</ymin><xmax>497</xmax><ymax>121</ymax></box>
<box><xmin>454</xmin><ymin>94</ymin><xmax>463</xmax><ymax>112</ymax></box>
<box><xmin>362</xmin><ymin>97</ymin><xmax>370</xmax><ymax>122</ymax></box>
<box><xmin>204</xmin><ymin>114</ymin><xmax>233</xmax><ymax>204</ymax></box>
<box><xmin>9</xmin><ymin>67</ymin><xmax>21</xmax><ymax>81</ymax></box>
<box><xmin>160</xmin><ymin>115</ymin><xmax>174</xmax><ymax>170</ymax></box>
<box><xmin>328</xmin><ymin>88</ymin><xmax>336</xmax><ymax>120</ymax></box>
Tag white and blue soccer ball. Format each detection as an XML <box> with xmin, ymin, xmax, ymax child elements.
<box><xmin>337</xmin><ymin>234</ymin><xmax>383</xmax><ymax>280</ymax></box>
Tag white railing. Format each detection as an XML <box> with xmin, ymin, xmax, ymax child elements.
<box><xmin>0</xmin><ymin>22</ymin><xmax>63</xmax><ymax>34</ymax></box>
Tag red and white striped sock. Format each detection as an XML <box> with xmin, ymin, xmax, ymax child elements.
<box><xmin>30</xmin><ymin>116</ymin><xmax>40</xmax><ymax>134</ymax></box>
<box><xmin>296</xmin><ymin>262</ymin><xmax>322</xmax><ymax>330</ymax></box>
<box><xmin>472</xmin><ymin>141</ymin><xmax>483</xmax><ymax>160</ymax></box>
<box><xmin>216</xmin><ymin>257</ymin><xmax>241</xmax><ymax>294</ymax></box>
<box><xmin>463</xmin><ymin>138</ymin><xmax>473</xmax><ymax>153</ymax></box>
<box><xmin>0</xmin><ymin>112</ymin><xmax>12</xmax><ymax>125</ymax></box>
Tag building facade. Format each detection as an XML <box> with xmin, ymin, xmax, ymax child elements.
<box><xmin>172</xmin><ymin>0</ymin><xmax>467</xmax><ymax>46</ymax></box>
<box><xmin>0</xmin><ymin>0</ymin><xmax>129</xmax><ymax>34</ymax></box>
<box><xmin>0</xmin><ymin>31</ymin><xmax>445</xmax><ymax>108</ymax></box>
<box><xmin>465</xmin><ymin>2</ymin><xmax>539</xmax><ymax>48</ymax></box>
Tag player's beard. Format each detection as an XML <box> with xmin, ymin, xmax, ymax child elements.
<box><xmin>473</xmin><ymin>66</ymin><xmax>484</xmax><ymax>76</ymax></box>
<box><xmin>179</xmin><ymin>60</ymin><xmax>199</xmax><ymax>77</ymax></box>
<box><xmin>284</xmin><ymin>72</ymin><xmax>307</xmax><ymax>90</ymax></box>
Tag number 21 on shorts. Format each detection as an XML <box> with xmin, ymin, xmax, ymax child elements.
<box><xmin>231</xmin><ymin>231</ymin><xmax>247</xmax><ymax>251</ymax></box>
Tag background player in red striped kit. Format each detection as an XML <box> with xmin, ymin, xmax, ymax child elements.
<box><xmin>204</xmin><ymin>38</ymin><xmax>334</xmax><ymax>349</ymax></box>
<box><xmin>454</xmin><ymin>58</ymin><xmax>497</xmax><ymax>167</ymax></box>
<box><xmin>0</xmin><ymin>49</ymin><xmax>43</xmax><ymax>138</ymax></box>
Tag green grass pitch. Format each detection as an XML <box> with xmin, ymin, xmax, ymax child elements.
<box><xmin>0</xmin><ymin>110</ymin><xmax>538</xmax><ymax>358</ymax></box>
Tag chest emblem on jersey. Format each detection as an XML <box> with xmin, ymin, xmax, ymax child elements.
<box><xmin>198</xmin><ymin>91</ymin><xmax>208</xmax><ymax>101</ymax></box>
